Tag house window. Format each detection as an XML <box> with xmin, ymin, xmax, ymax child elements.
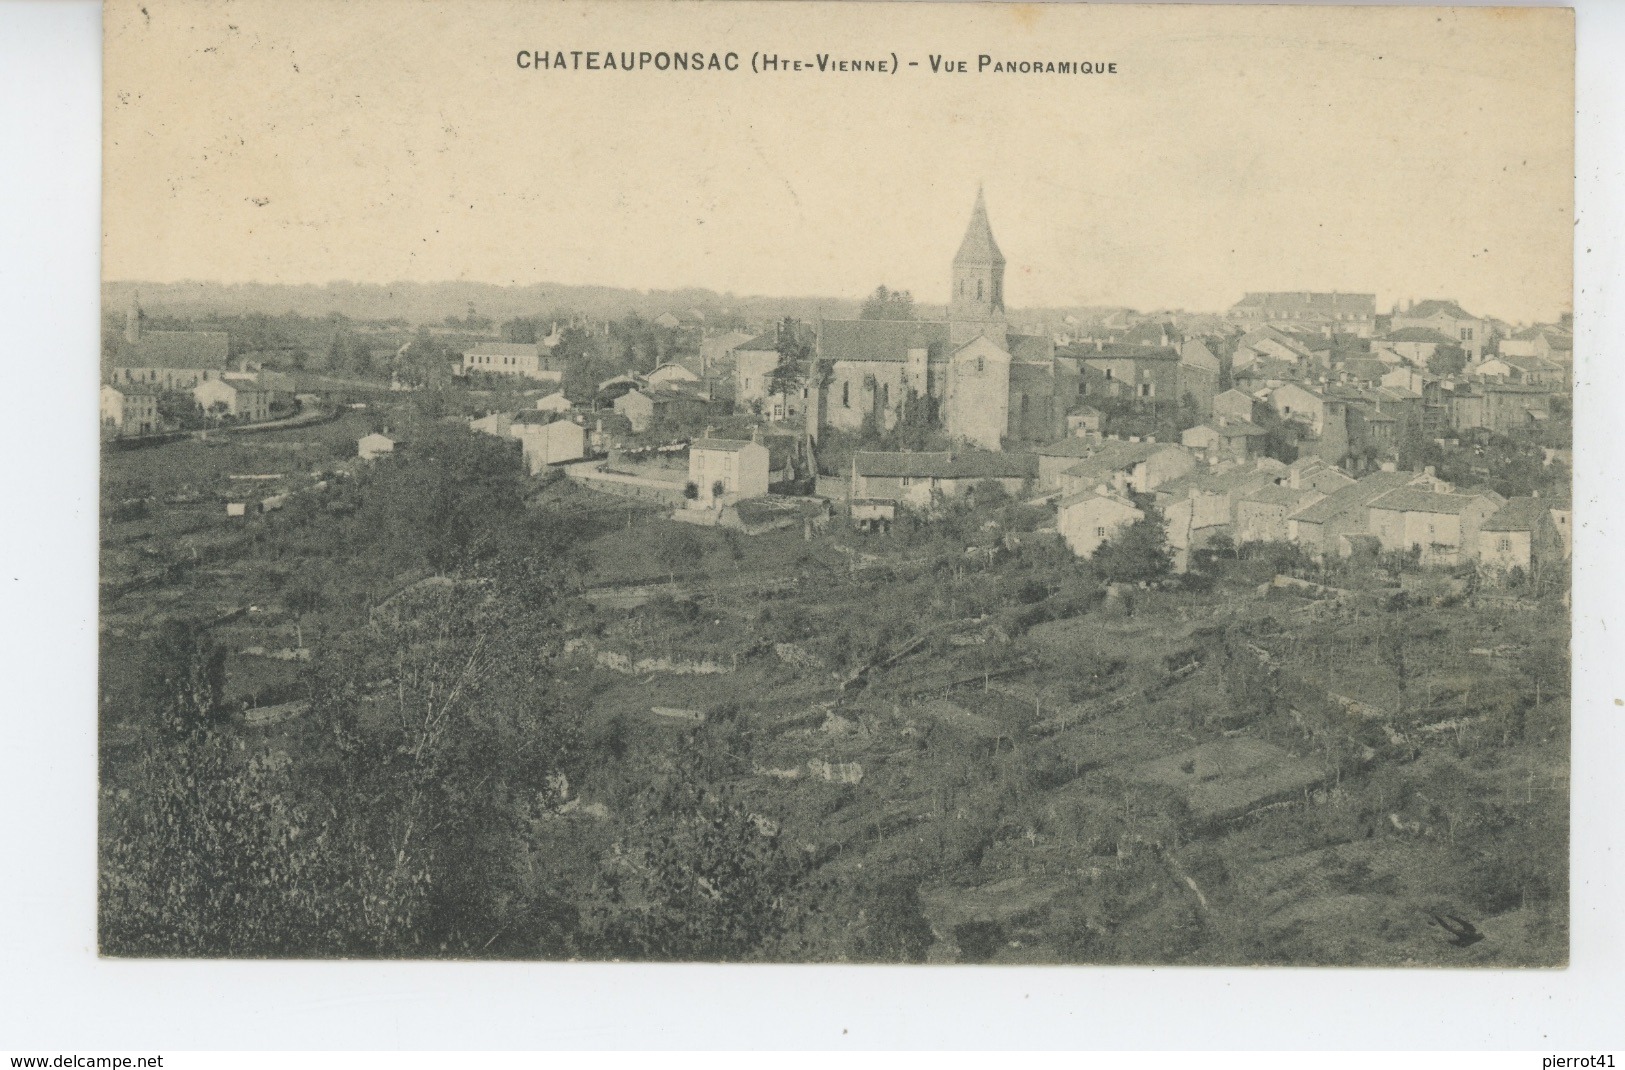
<box><xmin>976</xmin><ymin>357</ymin><xmax>984</xmax><ymax>374</ymax></box>
<box><xmin>842</xmin><ymin>382</ymin><xmax>850</xmax><ymax>408</ymax></box>
<box><xmin>1104</xmin><ymin>368</ymin><xmax>1113</xmax><ymax>380</ymax></box>
<box><xmin>1138</xmin><ymin>383</ymin><xmax>1154</xmax><ymax>398</ymax></box>
<box><xmin>1498</xmin><ymin>537</ymin><xmax>1511</xmax><ymax>551</ymax></box>
<box><xmin>977</xmin><ymin>279</ymin><xmax>984</xmax><ymax>300</ymax></box>
<box><xmin>880</xmin><ymin>383</ymin><xmax>889</xmax><ymax>410</ymax></box>
<box><xmin>1096</xmin><ymin>527</ymin><xmax>1106</xmax><ymax>538</ymax></box>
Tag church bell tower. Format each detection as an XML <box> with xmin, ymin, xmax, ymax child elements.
<box><xmin>949</xmin><ymin>186</ymin><xmax>1007</xmax><ymax>346</ymax></box>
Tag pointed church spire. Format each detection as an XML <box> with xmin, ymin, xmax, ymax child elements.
<box><xmin>954</xmin><ymin>184</ymin><xmax>1005</xmax><ymax>267</ymax></box>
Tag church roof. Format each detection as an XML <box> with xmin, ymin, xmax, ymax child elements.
<box><xmin>953</xmin><ymin>187</ymin><xmax>1005</xmax><ymax>267</ymax></box>
<box><xmin>818</xmin><ymin>318</ymin><xmax>951</xmax><ymax>363</ymax></box>
<box><xmin>113</xmin><ymin>330</ymin><xmax>231</xmax><ymax>369</ymax></box>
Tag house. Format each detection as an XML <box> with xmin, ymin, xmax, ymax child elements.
<box><xmin>1231</xmin><ymin>325</ymin><xmax>1315</xmax><ymax>369</ymax></box>
<box><xmin>1281</xmin><ymin>455</ymin><xmax>1357</xmax><ymax>495</ymax></box>
<box><xmin>647</xmin><ymin>361</ymin><xmax>702</xmax><ymax>388</ymax></box>
<box><xmin>1366</xmin><ymin>487</ymin><xmax>1504</xmax><ymax>566</ymax></box>
<box><xmin>1371</xmin><ymin>327</ymin><xmax>1456</xmax><ymax>366</ymax></box>
<box><xmin>1449</xmin><ymin>382</ymin><xmax>1555</xmax><ymax>434</ymax></box>
<box><xmin>510</xmin><ymin>413</ymin><xmax>586</xmax><ymax>474</ymax></box>
<box><xmin>1286</xmin><ymin>469</ymin><xmax>1440</xmax><ymax>557</ymax></box>
<box><xmin>100</xmin><ymin>383</ymin><xmax>162</xmax><ymax>436</ymax></box>
<box><xmin>1056</xmin><ymin>440</ymin><xmax>1195</xmax><ymax>499</ymax></box>
<box><xmin>653</xmin><ymin>311</ymin><xmax>684</xmax><ymax>330</ymax></box>
<box><xmin>613</xmin><ymin>385</ymin><xmax>722</xmax><ymax>434</ymax></box>
<box><xmin>1212</xmin><ymin>388</ymin><xmax>1259</xmax><ymax>425</ymax></box>
<box><xmin>1056</xmin><ymin>490</ymin><xmax>1143</xmax><ymax>559</ymax></box>
<box><xmin>1474</xmin><ymin>354</ymin><xmax>1564</xmax><ymax>388</ymax></box>
<box><xmin>1477</xmin><ymin>497</ymin><xmax>1565</xmax><ymax>579</ymax></box>
<box><xmin>689</xmin><ymin>437</ymin><xmax>771</xmax><ymax>506</ymax></box>
<box><xmin>1391</xmin><ymin>300</ymin><xmax>1485</xmax><ymax>362</ymax></box>
<box><xmin>459</xmin><ymin>341</ymin><xmax>562</xmax><ymax>383</ymax></box>
<box><xmin>535</xmin><ymin>391</ymin><xmax>574</xmax><ymax>415</ymax></box>
<box><xmin>1499</xmin><ymin>325</ymin><xmax>1573</xmax><ymax>365</ymax></box>
<box><xmin>1070</xmin><ymin>343</ymin><xmax>1185</xmax><ymax>404</ymax></box>
<box><xmin>469</xmin><ymin>411</ymin><xmax>516</xmax><ymax>438</ymax></box>
<box><xmin>1226</xmin><ymin>292</ymin><xmax>1377</xmax><ymax>337</ymax></box>
<box><xmin>1380</xmin><ymin>366</ymin><xmax>1429</xmax><ymax>395</ymax></box>
<box><xmin>848</xmin><ymin>450</ymin><xmax>1036</xmax><ymax>505</ymax></box>
<box><xmin>358</xmin><ymin>432</ymin><xmax>397</xmax><ymax>461</ymax></box>
<box><xmin>1181</xmin><ymin>419</ymin><xmax>1267</xmax><ymax>463</ymax></box>
<box><xmin>1033</xmin><ymin>437</ymin><xmax>1191</xmax><ymax>494</ymax></box>
<box><xmin>733</xmin><ymin>329</ymin><xmax>786</xmax><ymax>413</ymax></box>
<box><xmin>699</xmin><ymin>329</ymin><xmax>756</xmax><ymax>378</ymax></box>
<box><xmin>1154</xmin><ymin>460</ymin><xmax>1285</xmax><ymax>567</ymax></box>
<box><xmin>1230</xmin><ymin>359</ymin><xmax>1298</xmax><ymax>395</ymax></box>
<box><xmin>1173</xmin><ymin>338</ymin><xmax>1222</xmax><ymax>413</ymax></box>
<box><xmin>193</xmin><ymin>377</ymin><xmax>271</xmax><ymax>421</ymax></box>
<box><xmin>1268</xmin><ymin>382</ymin><xmax>1328</xmax><ymax>435</ymax></box>
<box><xmin>1065</xmin><ymin>406</ymin><xmax>1103</xmax><ymax>437</ymax></box>
<box><xmin>1237</xmin><ymin>484</ymin><xmax>1325</xmax><ymax>545</ymax></box>
<box><xmin>1546</xmin><ymin>495</ymin><xmax>1573</xmax><ymax>559</ymax></box>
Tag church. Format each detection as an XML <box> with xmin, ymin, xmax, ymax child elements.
<box><xmin>813</xmin><ymin>188</ymin><xmax>1069</xmax><ymax>451</ymax></box>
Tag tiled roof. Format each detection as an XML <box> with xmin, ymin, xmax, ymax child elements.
<box><xmin>734</xmin><ymin>330</ymin><xmax>782</xmax><ymax>352</ymax></box>
<box><xmin>1367</xmin><ymin>488</ymin><xmax>1488</xmax><ymax>515</ymax></box>
<box><xmin>1481</xmin><ymin>497</ymin><xmax>1554</xmax><ymax>532</ymax></box>
<box><xmin>1156</xmin><ymin>463</ymin><xmax>1278</xmax><ymax>500</ymax></box>
<box><xmin>1288</xmin><ymin>470</ymin><xmax>1419</xmax><ymax>525</ymax></box>
<box><xmin>1063</xmin><ymin>342</ymin><xmax>1181</xmax><ymax>362</ymax></box>
<box><xmin>113</xmin><ymin>330</ymin><xmax>231</xmax><ymax>369</ymax></box>
<box><xmin>818</xmin><ymin>318</ymin><xmax>950</xmax><ymax>364</ymax></box>
<box><xmin>1385</xmin><ymin>327</ymin><xmax>1456</xmax><ymax>344</ymax></box>
<box><xmin>464</xmin><ymin>342</ymin><xmax>539</xmax><ymax>357</ymax></box>
<box><xmin>691</xmin><ymin>437</ymin><xmax>760</xmax><ymax>454</ymax></box>
<box><xmin>1403</xmin><ymin>300</ymin><xmax>1475</xmax><ymax>321</ymax></box>
<box><xmin>1007</xmin><ymin>333</ymin><xmax>1054</xmax><ymax>361</ymax></box>
<box><xmin>1035</xmin><ymin>437</ymin><xmax>1164</xmax><ymax>463</ymax></box>
<box><xmin>1494</xmin><ymin>354</ymin><xmax>1559</xmax><ymax>371</ymax></box>
<box><xmin>1230</xmin><ymin>292</ymin><xmax>1376</xmax><ymax>316</ymax></box>
<box><xmin>1245</xmin><ymin>484</ymin><xmax>1322</xmax><ymax>509</ymax></box>
<box><xmin>1056</xmin><ymin>489</ymin><xmax>1141</xmax><ymax>512</ymax></box>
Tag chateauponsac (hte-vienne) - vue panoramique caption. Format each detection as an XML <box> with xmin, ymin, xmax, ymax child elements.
<box><xmin>98</xmin><ymin>0</ymin><xmax>1573</xmax><ymax>966</ymax></box>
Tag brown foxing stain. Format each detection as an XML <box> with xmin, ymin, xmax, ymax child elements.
<box><xmin>1007</xmin><ymin>4</ymin><xmax>1043</xmax><ymax>32</ymax></box>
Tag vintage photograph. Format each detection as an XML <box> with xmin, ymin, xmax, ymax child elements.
<box><xmin>98</xmin><ymin>0</ymin><xmax>1573</xmax><ymax>966</ymax></box>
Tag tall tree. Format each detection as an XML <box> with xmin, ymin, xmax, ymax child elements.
<box><xmin>859</xmin><ymin>285</ymin><xmax>916</xmax><ymax>321</ymax></box>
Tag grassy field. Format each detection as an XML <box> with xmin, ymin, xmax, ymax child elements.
<box><xmin>98</xmin><ymin>420</ymin><xmax>1571</xmax><ymax>965</ymax></box>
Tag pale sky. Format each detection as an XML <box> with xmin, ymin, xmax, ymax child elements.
<box><xmin>103</xmin><ymin>1</ymin><xmax>1574</xmax><ymax>323</ymax></box>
